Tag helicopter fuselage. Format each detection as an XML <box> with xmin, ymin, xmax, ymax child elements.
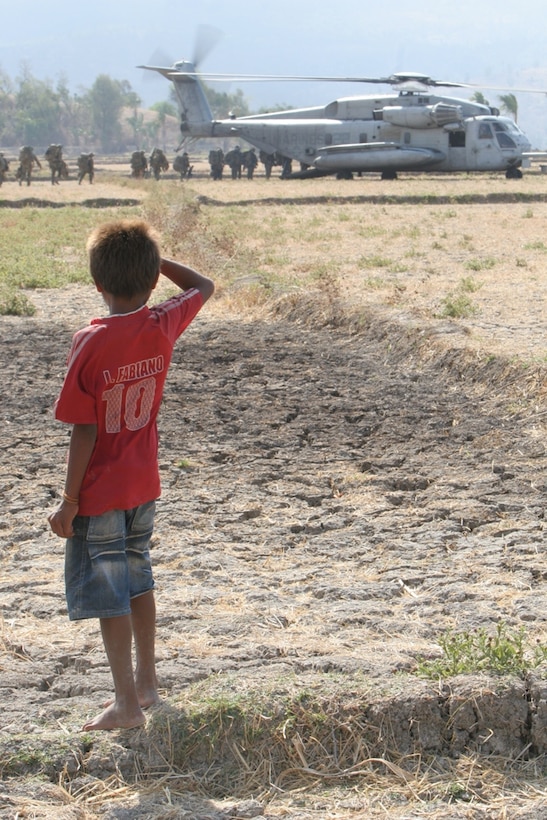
<box><xmin>144</xmin><ymin>62</ymin><xmax>531</xmax><ymax>178</ymax></box>
<box><xmin>208</xmin><ymin>109</ymin><xmax>529</xmax><ymax>174</ymax></box>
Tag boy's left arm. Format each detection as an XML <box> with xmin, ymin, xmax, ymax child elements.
<box><xmin>48</xmin><ymin>423</ymin><xmax>97</xmax><ymax>538</ymax></box>
<box><xmin>160</xmin><ymin>258</ymin><xmax>215</xmax><ymax>304</ymax></box>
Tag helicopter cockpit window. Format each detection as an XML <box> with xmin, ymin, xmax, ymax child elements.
<box><xmin>495</xmin><ymin>132</ymin><xmax>517</xmax><ymax>149</ymax></box>
<box><xmin>478</xmin><ymin>123</ymin><xmax>493</xmax><ymax>139</ymax></box>
<box><xmin>491</xmin><ymin>120</ymin><xmax>518</xmax><ymax>148</ymax></box>
<box><xmin>505</xmin><ymin>121</ymin><xmax>521</xmax><ymax>134</ymax></box>
<box><xmin>494</xmin><ymin>120</ymin><xmax>520</xmax><ymax>136</ymax></box>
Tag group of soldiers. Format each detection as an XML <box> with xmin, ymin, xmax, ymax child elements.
<box><xmin>209</xmin><ymin>146</ymin><xmax>259</xmax><ymax>180</ymax></box>
<box><xmin>0</xmin><ymin>145</ymin><xmax>95</xmax><ymax>186</ymax></box>
<box><xmin>130</xmin><ymin>149</ymin><xmax>193</xmax><ymax>180</ymax></box>
<box><xmin>208</xmin><ymin>147</ymin><xmax>293</xmax><ymax>180</ymax></box>
<box><xmin>0</xmin><ymin>144</ymin><xmax>295</xmax><ymax>187</ymax></box>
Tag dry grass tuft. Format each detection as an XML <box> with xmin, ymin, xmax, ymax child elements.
<box><xmin>54</xmin><ymin>707</ymin><xmax>547</xmax><ymax>818</ymax></box>
<box><xmin>47</xmin><ymin>677</ymin><xmax>542</xmax><ymax>816</ymax></box>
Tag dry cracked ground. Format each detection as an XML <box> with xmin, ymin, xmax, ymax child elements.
<box><xmin>1</xmin><ymin>172</ymin><xmax>547</xmax><ymax>818</ymax></box>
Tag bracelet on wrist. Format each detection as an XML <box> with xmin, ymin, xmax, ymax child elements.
<box><xmin>62</xmin><ymin>491</ymin><xmax>79</xmax><ymax>505</ymax></box>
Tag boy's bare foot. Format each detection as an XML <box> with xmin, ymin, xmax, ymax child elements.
<box><xmin>138</xmin><ymin>688</ymin><xmax>161</xmax><ymax>709</ymax></box>
<box><xmin>81</xmin><ymin>701</ymin><xmax>146</xmax><ymax>732</ymax></box>
<box><xmin>102</xmin><ymin>688</ymin><xmax>161</xmax><ymax>711</ymax></box>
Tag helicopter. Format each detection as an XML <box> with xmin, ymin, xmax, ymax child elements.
<box><xmin>139</xmin><ymin>60</ymin><xmax>534</xmax><ymax>180</ymax></box>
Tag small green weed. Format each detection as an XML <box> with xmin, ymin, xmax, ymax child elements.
<box><xmin>357</xmin><ymin>255</ymin><xmax>392</xmax><ymax>269</ymax></box>
<box><xmin>175</xmin><ymin>458</ymin><xmax>194</xmax><ymax>469</ymax></box>
<box><xmin>438</xmin><ymin>292</ymin><xmax>478</xmax><ymax>319</ymax></box>
<box><xmin>465</xmin><ymin>257</ymin><xmax>496</xmax><ymax>272</ymax></box>
<box><xmin>459</xmin><ymin>275</ymin><xmax>482</xmax><ymax>293</ymax></box>
<box><xmin>357</xmin><ymin>225</ymin><xmax>388</xmax><ymax>238</ymax></box>
<box><xmin>437</xmin><ymin>275</ymin><xmax>482</xmax><ymax>318</ymax></box>
<box><xmin>405</xmin><ymin>226</ymin><xmax>421</xmax><ymax>239</ymax></box>
<box><xmin>416</xmin><ymin>623</ymin><xmax>547</xmax><ymax>679</ymax></box>
<box><xmin>363</xmin><ymin>276</ymin><xmax>387</xmax><ymax>289</ymax></box>
<box><xmin>404</xmin><ymin>247</ymin><xmax>425</xmax><ymax>259</ymax></box>
<box><xmin>524</xmin><ymin>241</ymin><xmax>547</xmax><ymax>251</ymax></box>
<box><xmin>0</xmin><ymin>288</ymin><xmax>36</xmax><ymax>316</ymax></box>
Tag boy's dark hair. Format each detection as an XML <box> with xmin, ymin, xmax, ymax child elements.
<box><xmin>87</xmin><ymin>219</ymin><xmax>161</xmax><ymax>298</ymax></box>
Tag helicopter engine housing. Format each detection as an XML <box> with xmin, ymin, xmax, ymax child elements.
<box><xmin>381</xmin><ymin>103</ymin><xmax>463</xmax><ymax>128</ymax></box>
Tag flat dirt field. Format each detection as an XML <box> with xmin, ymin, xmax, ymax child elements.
<box><xmin>1</xmin><ymin>163</ymin><xmax>547</xmax><ymax>818</ymax></box>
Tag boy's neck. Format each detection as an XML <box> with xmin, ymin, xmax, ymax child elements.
<box><xmin>101</xmin><ymin>290</ymin><xmax>151</xmax><ymax>316</ymax></box>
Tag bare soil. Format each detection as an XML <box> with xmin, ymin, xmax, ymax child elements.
<box><xmin>1</xmin><ymin>169</ymin><xmax>547</xmax><ymax>818</ymax></box>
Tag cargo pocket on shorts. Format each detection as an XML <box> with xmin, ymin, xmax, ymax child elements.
<box><xmin>86</xmin><ymin>509</ymin><xmax>126</xmax><ymax>560</ymax></box>
<box><xmin>128</xmin><ymin>500</ymin><xmax>156</xmax><ymax>535</ymax></box>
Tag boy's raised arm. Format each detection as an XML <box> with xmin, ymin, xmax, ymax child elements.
<box><xmin>160</xmin><ymin>258</ymin><xmax>215</xmax><ymax>304</ymax></box>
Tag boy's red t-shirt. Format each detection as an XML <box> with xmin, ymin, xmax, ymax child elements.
<box><xmin>55</xmin><ymin>289</ymin><xmax>203</xmax><ymax>516</ymax></box>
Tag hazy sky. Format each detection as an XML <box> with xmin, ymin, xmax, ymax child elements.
<box><xmin>3</xmin><ymin>0</ymin><xmax>547</xmax><ymax>145</ymax></box>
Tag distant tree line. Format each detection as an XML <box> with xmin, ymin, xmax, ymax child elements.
<box><xmin>0</xmin><ymin>66</ymin><xmax>257</xmax><ymax>152</ymax></box>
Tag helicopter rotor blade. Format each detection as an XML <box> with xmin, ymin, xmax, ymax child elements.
<box><xmin>167</xmin><ymin>71</ymin><xmax>547</xmax><ymax>97</ymax></box>
<box><xmin>140</xmin><ymin>25</ymin><xmax>223</xmax><ymax>82</ymax></box>
<box><xmin>192</xmin><ymin>24</ymin><xmax>223</xmax><ymax>69</ymax></box>
<box><xmin>460</xmin><ymin>81</ymin><xmax>547</xmax><ymax>94</ymax></box>
<box><xmin>141</xmin><ymin>49</ymin><xmax>175</xmax><ymax>83</ymax></box>
<box><xmin>165</xmin><ymin>71</ymin><xmax>471</xmax><ymax>87</ymax></box>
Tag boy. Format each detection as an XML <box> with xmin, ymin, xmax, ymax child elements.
<box><xmin>48</xmin><ymin>219</ymin><xmax>214</xmax><ymax>731</ymax></box>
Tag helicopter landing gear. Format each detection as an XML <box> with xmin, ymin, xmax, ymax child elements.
<box><xmin>336</xmin><ymin>170</ymin><xmax>353</xmax><ymax>179</ymax></box>
<box><xmin>505</xmin><ymin>166</ymin><xmax>523</xmax><ymax>179</ymax></box>
<box><xmin>381</xmin><ymin>169</ymin><xmax>398</xmax><ymax>180</ymax></box>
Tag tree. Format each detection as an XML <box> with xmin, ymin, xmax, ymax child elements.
<box><xmin>55</xmin><ymin>77</ymin><xmax>93</xmax><ymax>147</ymax></box>
<box><xmin>499</xmin><ymin>93</ymin><xmax>518</xmax><ymax>122</ymax></box>
<box><xmin>87</xmin><ymin>74</ymin><xmax>126</xmax><ymax>151</ymax></box>
<box><xmin>203</xmin><ymin>85</ymin><xmax>250</xmax><ymax>118</ymax></box>
<box><xmin>144</xmin><ymin>118</ymin><xmax>161</xmax><ymax>148</ymax></box>
<box><xmin>119</xmin><ymin>81</ymin><xmax>141</xmax><ymax>111</ymax></box>
<box><xmin>126</xmin><ymin>110</ymin><xmax>146</xmax><ymax>148</ymax></box>
<box><xmin>470</xmin><ymin>91</ymin><xmax>490</xmax><ymax>107</ymax></box>
<box><xmin>256</xmin><ymin>102</ymin><xmax>293</xmax><ymax>114</ymax></box>
<box><xmin>13</xmin><ymin>68</ymin><xmax>63</xmax><ymax>145</ymax></box>
<box><xmin>150</xmin><ymin>101</ymin><xmax>177</xmax><ymax>118</ymax></box>
<box><xmin>150</xmin><ymin>101</ymin><xmax>177</xmax><ymax>149</ymax></box>
<box><xmin>0</xmin><ymin>68</ymin><xmax>15</xmax><ymax>142</ymax></box>
<box><xmin>124</xmin><ymin>86</ymin><xmax>145</xmax><ymax>148</ymax></box>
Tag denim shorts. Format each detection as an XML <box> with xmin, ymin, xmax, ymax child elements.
<box><xmin>65</xmin><ymin>501</ymin><xmax>156</xmax><ymax>621</ymax></box>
